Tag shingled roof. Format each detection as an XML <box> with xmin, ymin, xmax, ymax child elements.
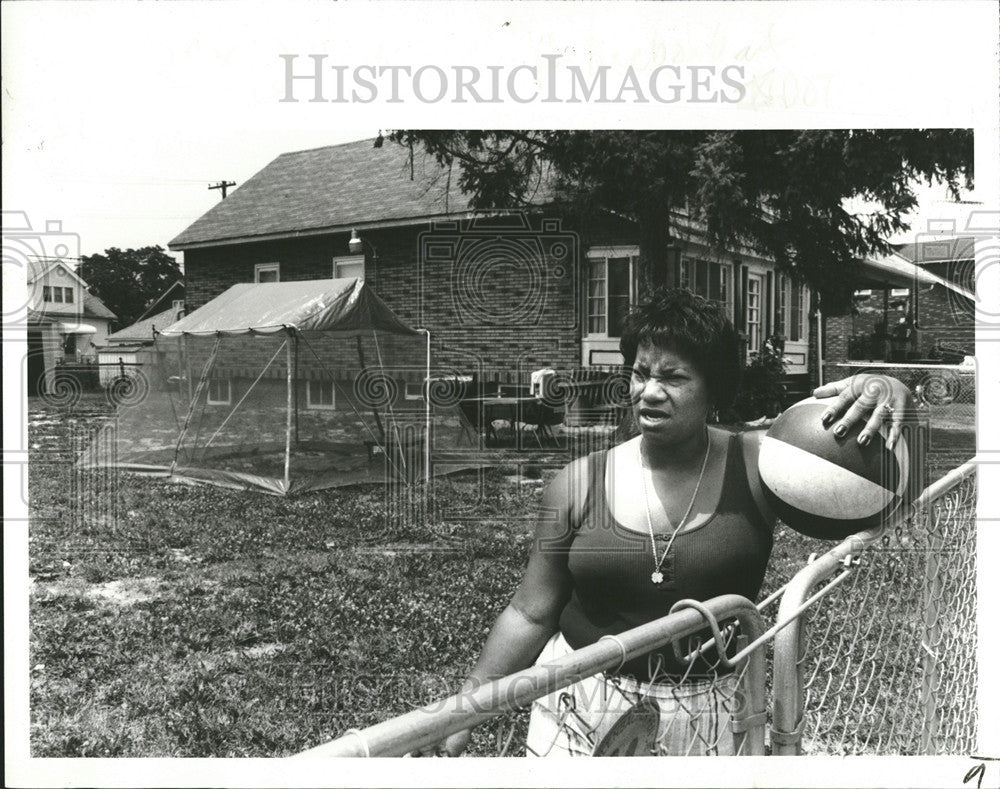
<box><xmin>169</xmin><ymin>138</ymin><xmax>512</xmax><ymax>250</ymax></box>
<box><xmin>105</xmin><ymin>303</ymin><xmax>184</xmax><ymax>344</ymax></box>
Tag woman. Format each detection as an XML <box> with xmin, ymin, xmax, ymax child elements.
<box><xmin>421</xmin><ymin>288</ymin><xmax>913</xmax><ymax>757</ymax></box>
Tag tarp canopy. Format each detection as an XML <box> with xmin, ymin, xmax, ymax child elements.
<box><xmin>160</xmin><ymin>278</ymin><xmax>421</xmax><ymax>337</ymax></box>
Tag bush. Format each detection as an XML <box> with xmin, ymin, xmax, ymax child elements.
<box><xmin>722</xmin><ymin>337</ymin><xmax>787</xmax><ymax>422</ymax></box>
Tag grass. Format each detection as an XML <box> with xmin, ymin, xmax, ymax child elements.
<box><xmin>29</xmin><ymin>394</ymin><xmax>545</xmax><ymax>756</ymax></box>
<box><xmin>27</xmin><ymin>393</ymin><xmax>975</xmax><ymax>757</ymax></box>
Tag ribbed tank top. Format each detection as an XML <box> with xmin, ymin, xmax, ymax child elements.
<box><xmin>558</xmin><ymin>432</ymin><xmax>773</xmax><ymax>681</ymax></box>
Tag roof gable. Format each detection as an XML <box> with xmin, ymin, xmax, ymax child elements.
<box><xmin>30</xmin><ymin>260</ymin><xmax>90</xmax><ymax>289</ymax></box>
<box><xmin>135</xmin><ymin>280</ymin><xmax>185</xmax><ymax>322</ymax></box>
<box><xmin>169</xmin><ymin>138</ymin><xmax>503</xmax><ymax>249</ymax></box>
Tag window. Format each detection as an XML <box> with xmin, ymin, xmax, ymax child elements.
<box><xmin>746</xmin><ymin>274</ymin><xmax>763</xmax><ymax>353</ymax></box>
<box><xmin>586</xmin><ymin>251</ymin><xmax>636</xmax><ymax>337</ymax></box>
<box><xmin>43</xmin><ymin>286</ymin><xmax>51</xmax><ymax>301</ymax></box>
<box><xmin>680</xmin><ymin>259</ymin><xmax>730</xmax><ymax>309</ymax></box>
<box><xmin>789</xmin><ymin>281</ymin><xmax>803</xmax><ymax>342</ymax></box>
<box><xmin>776</xmin><ymin>275</ymin><xmax>807</xmax><ymax>342</ymax></box>
<box><xmin>333</xmin><ymin>255</ymin><xmax>365</xmax><ymax>281</ymax></box>
<box><xmin>52</xmin><ymin>287</ymin><xmax>64</xmax><ymax>303</ymax></box>
<box><xmin>207</xmin><ymin>378</ymin><xmax>231</xmax><ymax>405</ymax></box>
<box><xmin>306</xmin><ymin>380</ymin><xmax>336</xmax><ymax>409</ymax></box>
<box><xmin>63</xmin><ymin>288</ymin><xmax>74</xmax><ymax>303</ymax></box>
<box><xmin>255</xmin><ymin>263</ymin><xmax>280</xmax><ymax>283</ymax></box>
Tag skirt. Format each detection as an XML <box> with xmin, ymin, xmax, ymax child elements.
<box><xmin>525</xmin><ymin>632</ymin><xmax>740</xmax><ymax>757</ymax></box>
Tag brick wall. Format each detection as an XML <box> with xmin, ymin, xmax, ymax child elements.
<box><xmin>913</xmin><ymin>283</ymin><xmax>974</xmax><ymax>357</ymax></box>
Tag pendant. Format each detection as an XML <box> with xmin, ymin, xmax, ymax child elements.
<box><xmin>651</xmin><ymin>570</ymin><xmax>664</xmax><ymax>584</ymax></box>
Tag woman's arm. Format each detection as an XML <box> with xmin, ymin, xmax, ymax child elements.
<box><xmin>415</xmin><ymin>457</ymin><xmax>586</xmax><ymax>756</ymax></box>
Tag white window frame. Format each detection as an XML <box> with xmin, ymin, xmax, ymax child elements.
<box><xmin>585</xmin><ymin>247</ymin><xmax>639</xmax><ymax>339</ymax></box>
<box><xmin>254</xmin><ymin>262</ymin><xmax>280</xmax><ymax>283</ymax></box>
<box><xmin>679</xmin><ymin>257</ymin><xmax>732</xmax><ymax>314</ymax></box>
<box><xmin>776</xmin><ymin>275</ymin><xmax>809</xmax><ymax>343</ymax></box>
<box><xmin>206</xmin><ymin>377</ymin><xmax>231</xmax><ymax>405</ymax></box>
<box><xmin>745</xmin><ymin>273</ymin><xmax>763</xmax><ymax>353</ymax></box>
<box><xmin>63</xmin><ymin>287</ymin><xmax>74</xmax><ymax>303</ymax></box>
<box><xmin>306</xmin><ymin>379</ymin><xmax>336</xmax><ymax>410</ymax></box>
<box><xmin>333</xmin><ymin>255</ymin><xmax>365</xmax><ymax>281</ymax></box>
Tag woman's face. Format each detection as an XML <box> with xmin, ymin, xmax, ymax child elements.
<box><xmin>630</xmin><ymin>341</ymin><xmax>712</xmax><ymax>447</ymax></box>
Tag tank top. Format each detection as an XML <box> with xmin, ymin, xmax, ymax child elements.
<box><xmin>558</xmin><ymin>432</ymin><xmax>773</xmax><ymax>681</ymax></box>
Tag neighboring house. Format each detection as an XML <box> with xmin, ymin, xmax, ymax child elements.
<box><xmin>133</xmin><ymin>280</ymin><xmax>185</xmax><ymax>325</ymax></box>
<box><xmin>168</xmin><ymin>138</ymin><xmax>816</xmax><ymax>406</ymax></box>
<box><xmin>95</xmin><ymin>284</ymin><xmax>185</xmax><ymax>386</ymax></box>
<box><xmin>26</xmin><ymin>260</ymin><xmax>117</xmax><ymax>395</ymax></box>
<box><xmin>823</xmin><ymin>242</ymin><xmax>975</xmax><ymax>370</ymax></box>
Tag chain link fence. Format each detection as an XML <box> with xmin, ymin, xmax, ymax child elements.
<box><xmin>299</xmin><ymin>459</ymin><xmax>977</xmax><ymax>758</ymax></box>
<box><xmin>771</xmin><ymin>462</ymin><xmax>977</xmax><ymax>755</ymax></box>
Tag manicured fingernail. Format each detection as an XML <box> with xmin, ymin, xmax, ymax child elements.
<box><xmin>834</xmin><ymin>424</ymin><xmax>847</xmax><ymax>437</ymax></box>
<box><xmin>822</xmin><ymin>412</ymin><xmax>835</xmax><ymax>426</ymax></box>
<box><xmin>858</xmin><ymin>433</ymin><xmax>871</xmax><ymax>446</ymax></box>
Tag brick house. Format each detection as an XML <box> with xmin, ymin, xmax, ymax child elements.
<box><xmin>822</xmin><ymin>241</ymin><xmax>975</xmax><ymax>372</ymax></box>
<box><xmin>168</xmin><ymin>138</ymin><xmax>817</xmax><ymax>409</ymax></box>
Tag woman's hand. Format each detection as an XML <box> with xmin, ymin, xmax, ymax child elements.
<box><xmin>411</xmin><ymin>729</ymin><xmax>470</xmax><ymax>757</ymax></box>
<box><xmin>812</xmin><ymin>374</ymin><xmax>914</xmax><ymax>450</ymax></box>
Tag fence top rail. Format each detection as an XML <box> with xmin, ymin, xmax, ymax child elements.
<box><xmin>298</xmin><ymin>595</ymin><xmax>763</xmax><ymax>758</ymax></box>
<box><xmin>831</xmin><ymin>362</ymin><xmax>974</xmax><ymax>372</ymax></box>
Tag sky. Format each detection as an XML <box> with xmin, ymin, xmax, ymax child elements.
<box><xmin>2</xmin><ymin>2</ymin><xmax>994</xmax><ymax>265</ymax></box>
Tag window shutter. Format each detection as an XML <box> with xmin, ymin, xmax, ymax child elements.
<box><xmin>765</xmin><ymin>271</ymin><xmax>773</xmax><ymax>339</ymax></box>
<box><xmin>737</xmin><ymin>264</ymin><xmax>748</xmax><ymax>331</ymax></box>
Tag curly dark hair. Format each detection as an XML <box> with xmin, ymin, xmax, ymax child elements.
<box><xmin>619</xmin><ymin>288</ymin><xmax>743</xmax><ymax>410</ymax></box>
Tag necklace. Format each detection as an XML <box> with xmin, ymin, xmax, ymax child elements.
<box><xmin>640</xmin><ymin>429</ymin><xmax>712</xmax><ymax>585</ymax></box>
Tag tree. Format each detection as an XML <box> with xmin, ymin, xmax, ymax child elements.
<box><xmin>79</xmin><ymin>246</ymin><xmax>182</xmax><ymax>328</ymax></box>
<box><xmin>384</xmin><ymin>130</ymin><xmax>973</xmax><ymax>312</ymax></box>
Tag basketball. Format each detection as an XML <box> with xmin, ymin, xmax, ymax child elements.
<box><xmin>757</xmin><ymin>397</ymin><xmax>908</xmax><ymax>539</ymax></box>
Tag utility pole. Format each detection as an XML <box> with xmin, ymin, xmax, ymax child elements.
<box><xmin>208</xmin><ymin>181</ymin><xmax>236</xmax><ymax>199</ymax></box>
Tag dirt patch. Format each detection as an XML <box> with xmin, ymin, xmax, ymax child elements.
<box><xmin>33</xmin><ymin>576</ymin><xmax>165</xmax><ymax>607</ymax></box>
<box><xmin>88</xmin><ymin>578</ymin><xmax>163</xmax><ymax>606</ymax></box>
